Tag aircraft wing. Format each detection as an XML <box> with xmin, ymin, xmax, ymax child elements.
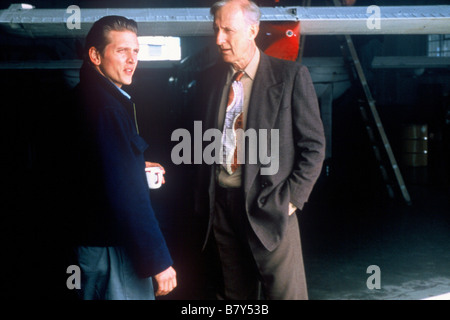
<box><xmin>0</xmin><ymin>4</ymin><xmax>449</xmax><ymax>38</ymax></box>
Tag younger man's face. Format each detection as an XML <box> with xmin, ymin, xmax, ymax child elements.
<box><xmin>91</xmin><ymin>30</ymin><xmax>139</xmax><ymax>88</ymax></box>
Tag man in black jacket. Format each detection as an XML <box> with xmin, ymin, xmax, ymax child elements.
<box><xmin>70</xmin><ymin>15</ymin><xmax>176</xmax><ymax>299</ymax></box>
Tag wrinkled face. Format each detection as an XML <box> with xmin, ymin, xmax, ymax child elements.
<box><xmin>213</xmin><ymin>2</ymin><xmax>259</xmax><ymax>70</ymax></box>
<box><xmin>89</xmin><ymin>30</ymin><xmax>139</xmax><ymax>88</ymax></box>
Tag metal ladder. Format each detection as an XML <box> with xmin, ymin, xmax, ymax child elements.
<box><xmin>332</xmin><ymin>0</ymin><xmax>412</xmax><ymax>205</ymax></box>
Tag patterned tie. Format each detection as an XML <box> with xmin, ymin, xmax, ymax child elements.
<box><xmin>222</xmin><ymin>71</ymin><xmax>245</xmax><ymax>175</ymax></box>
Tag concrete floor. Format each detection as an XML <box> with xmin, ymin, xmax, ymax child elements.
<box><xmin>300</xmin><ymin>176</ymin><xmax>450</xmax><ymax>300</ymax></box>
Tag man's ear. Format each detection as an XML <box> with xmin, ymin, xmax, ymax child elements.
<box><xmin>88</xmin><ymin>47</ymin><xmax>101</xmax><ymax>66</ymax></box>
<box><xmin>249</xmin><ymin>23</ymin><xmax>259</xmax><ymax>41</ymax></box>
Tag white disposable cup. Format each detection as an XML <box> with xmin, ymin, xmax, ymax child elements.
<box><xmin>145</xmin><ymin>167</ymin><xmax>164</xmax><ymax>189</ymax></box>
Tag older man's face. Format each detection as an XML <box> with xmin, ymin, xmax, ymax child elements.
<box><xmin>213</xmin><ymin>2</ymin><xmax>258</xmax><ymax>70</ymax></box>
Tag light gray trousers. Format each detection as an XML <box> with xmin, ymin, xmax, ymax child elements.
<box><xmin>76</xmin><ymin>246</ymin><xmax>155</xmax><ymax>300</ymax></box>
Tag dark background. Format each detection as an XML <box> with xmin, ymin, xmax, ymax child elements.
<box><xmin>0</xmin><ymin>0</ymin><xmax>449</xmax><ymax>300</ymax></box>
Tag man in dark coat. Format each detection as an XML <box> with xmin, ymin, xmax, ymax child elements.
<box><xmin>70</xmin><ymin>15</ymin><xmax>176</xmax><ymax>299</ymax></box>
<box><xmin>195</xmin><ymin>0</ymin><xmax>325</xmax><ymax>299</ymax></box>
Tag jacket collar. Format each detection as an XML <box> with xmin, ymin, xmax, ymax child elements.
<box><xmin>79</xmin><ymin>61</ymin><xmax>133</xmax><ymax>106</ymax></box>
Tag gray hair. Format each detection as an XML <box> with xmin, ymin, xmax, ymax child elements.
<box><xmin>210</xmin><ymin>0</ymin><xmax>261</xmax><ymax>26</ymax></box>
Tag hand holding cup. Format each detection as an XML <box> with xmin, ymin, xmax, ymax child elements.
<box><xmin>145</xmin><ymin>162</ymin><xmax>165</xmax><ymax>189</ymax></box>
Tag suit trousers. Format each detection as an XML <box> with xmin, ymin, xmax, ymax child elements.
<box><xmin>213</xmin><ymin>184</ymin><xmax>308</xmax><ymax>300</ymax></box>
<box><xmin>76</xmin><ymin>246</ymin><xmax>155</xmax><ymax>300</ymax></box>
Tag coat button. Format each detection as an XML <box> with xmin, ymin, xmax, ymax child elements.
<box><xmin>260</xmin><ymin>196</ymin><xmax>267</xmax><ymax>205</ymax></box>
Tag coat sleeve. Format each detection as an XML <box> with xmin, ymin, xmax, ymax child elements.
<box><xmin>288</xmin><ymin>65</ymin><xmax>326</xmax><ymax>210</ymax></box>
<box><xmin>95</xmin><ymin>107</ymin><xmax>173</xmax><ymax>278</ymax></box>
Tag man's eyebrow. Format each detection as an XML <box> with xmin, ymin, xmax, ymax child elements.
<box><xmin>116</xmin><ymin>46</ymin><xmax>135</xmax><ymax>50</ymax></box>
<box><xmin>213</xmin><ymin>24</ymin><xmax>234</xmax><ymax>30</ymax></box>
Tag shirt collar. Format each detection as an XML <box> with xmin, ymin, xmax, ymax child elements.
<box><xmin>228</xmin><ymin>47</ymin><xmax>260</xmax><ymax>81</ymax></box>
<box><xmin>110</xmin><ymin>80</ymin><xmax>131</xmax><ymax>100</ymax></box>
<box><xmin>117</xmin><ymin>85</ymin><xmax>131</xmax><ymax>100</ymax></box>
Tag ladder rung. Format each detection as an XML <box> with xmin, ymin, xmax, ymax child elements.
<box><xmin>335</xmin><ymin>1</ymin><xmax>411</xmax><ymax>205</ymax></box>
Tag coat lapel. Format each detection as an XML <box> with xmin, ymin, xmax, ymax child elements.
<box><xmin>244</xmin><ymin>52</ymin><xmax>285</xmax><ymax>193</ymax></box>
<box><xmin>246</xmin><ymin>54</ymin><xmax>285</xmax><ymax>132</ymax></box>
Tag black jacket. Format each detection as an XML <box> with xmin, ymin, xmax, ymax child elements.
<box><xmin>67</xmin><ymin>62</ymin><xmax>172</xmax><ymax>278</ymax></box>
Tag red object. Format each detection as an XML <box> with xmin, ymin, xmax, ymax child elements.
<box><xmin>342</xmin><ymin>0</ymin><xmax>356</xmax><ymax>5</ymax></box>
<box><xmin>257</xmin><ymin>21</ymin><xmax>301</xmax><ymax>61</ymax></box>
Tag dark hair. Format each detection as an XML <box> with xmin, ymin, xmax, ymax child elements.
<box><xmin>210</xmin><ymin>0</ymin><xmax>261</xmax><ymax>26</ymax></box>
<box><xmin>84</xmin><ymin>15</ymin><xmax>138</xmax><ymax>62</ymax></box>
